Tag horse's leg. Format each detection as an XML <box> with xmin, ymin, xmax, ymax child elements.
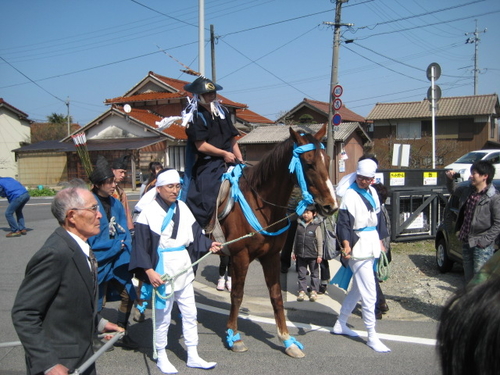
<box><xmin>260</xmin><ymin>251</ymin><xmax>305</xmax><ymax>358</ymax></box>
<box><xmin>226</xmin><ymin>250</ymin><xmax>250</xmax><ymax>352</ymax></box>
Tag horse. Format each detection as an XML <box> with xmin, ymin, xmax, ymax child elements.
<box><xmin>218</xmin><ymin>123</ymin><xmax>338</xmax><ymax>358</ymax></box>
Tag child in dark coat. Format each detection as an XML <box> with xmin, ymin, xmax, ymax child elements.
<box><xmin>292</xmin><ymin>205</ymin><xmax>324</xmax><ymax>302</ymax></box>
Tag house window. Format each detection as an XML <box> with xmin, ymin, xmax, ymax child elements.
<box><xmin>397</xmin><ymin>121</ymin><xmax>421</xmax><ymax>140</ymax></box>
<box><xmin>490</xmin><ymin>117</ymin><xmax>497</xmax><ymax>139</ymax></box>
<box><xmin>167</xmin><ymin>146</ymin><xmax>186</xmax><ymax>172</ymax></box>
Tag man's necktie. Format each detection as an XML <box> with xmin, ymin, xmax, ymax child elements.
<box><xmin>88</xmin><ymin>250</ymin><xmax>98</xmax><ymax>297</ymax></box>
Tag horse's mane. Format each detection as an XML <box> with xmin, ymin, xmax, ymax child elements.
<box><xmin>244</xmin><ymin>131</ymin><xmax>322</xmax><ymax>189</ymax></box>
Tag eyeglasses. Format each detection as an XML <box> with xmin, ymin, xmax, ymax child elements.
<box><xmin>357</xmin><ymin>175</ymin><xmax>374</xmax><ymax>182</ymax></box>
<box><xmin>162</xmin><ymin>184</ymin><xmax>182</xmax><ymax>191</ymax></box>
<box><xmin>71</xmin><ymin>204</ymin><xmax>100</xmax><ymax>213</ymax></box>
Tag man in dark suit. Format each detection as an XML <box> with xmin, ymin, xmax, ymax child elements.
<box><xmin>11</xmin><ymin>187</ymin><xmax>123</xmax><ymax>375</ymax></box>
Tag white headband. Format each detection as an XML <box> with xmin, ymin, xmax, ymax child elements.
<box><xmin>156</xmin><ymin>169</ymin><xmax>180</xmax><ymax>187</ymax></box>
<box><xmin>356</xmin><ymin>159</ymin><xmax>377</xmax><ymax>178</ymax></box>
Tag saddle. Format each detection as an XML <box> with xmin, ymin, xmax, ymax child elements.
<box><xmin>204</xmin><ymin>179</ymin><xmax>234</xmax><ymax>255</ymax></box>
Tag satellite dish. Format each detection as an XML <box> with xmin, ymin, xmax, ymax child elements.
<box><xmin>123</xmin><ymin>104</ymin><xmax>132</xmax><ymax>113</ymax></box>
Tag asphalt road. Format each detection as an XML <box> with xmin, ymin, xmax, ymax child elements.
<box><xmin>0</xmin><ymin>194</ymin><xmax>441</xmax><ymax>375</ymax></box>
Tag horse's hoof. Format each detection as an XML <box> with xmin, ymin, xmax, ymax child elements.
<box><xmin>231</xmin><ymin>340</ymin><xmax>248</xmax><ymax>353</ymax></box>
<box><xmin>285</xmin><ymin>344</ymin><xmax>305</xmax><ymax>358</ymax></box>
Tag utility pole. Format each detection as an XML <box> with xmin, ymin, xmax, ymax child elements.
<box><xmin>198</xmin><ymin>0</ymin><xmax>205</xmax><ymax>76</ymax></box>
<box><xmin>210</xmin><ymin>24</ymin><xmax>216</xmax><ymax>83</ymax></box>
<box><xmin>324</xmin><ymin>0</ymin><xmax>351</xmax><ymax>182</ymax></box>
<box><xmin>66</xmin><ymin>97</ymin><xmax>71</xmax><ymax>136</ymax></box>
<box><xmin>465</xmin><ymin>19</ymin><xmax>486</xmax><ymax>95</ymax></box>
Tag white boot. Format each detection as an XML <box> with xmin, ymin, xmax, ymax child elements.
<box><xmin>332</xmin><ymin>319</ymin><xmax>359</xmax><ymax>337</ymax></box>
<box><xmin>367</xmin><ymin>329</ymin><xmax>391</xmax><ymax>353</ymax></box>
<box><xmin>186</xmin><ymin>346</ymin><xmax>217</xmax><ymax>369</ymax></box>
<box><xmin>157</xmin><ymin>349</ymin><xmax>178</xmax><ymax>374</ymax></box>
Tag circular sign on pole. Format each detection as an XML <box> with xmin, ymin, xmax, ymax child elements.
<box><xmin>333</xmin><ymin>98</ymin><xmax>342</xmax><ymax>111</ymax></box>
<box><xmin>333</xmin><ymin>113</ymin><xmax>342</xmax><ymax>126</ymax></box>
<box><xmin>427</xmin><ymin>85</ymin><xmax>442</xmax><ymax>102</ymax></box>
<box><xmin>426</xmin><ymin>62</ymin><xmax>441</xmax><ymax>81</ymax></box>
<box><xmin>333</xmin><ymin>85</ymin><xmax>343</xmax><ymax>97</ymax></box>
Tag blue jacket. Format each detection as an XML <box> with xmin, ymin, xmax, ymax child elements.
<box><xmin>0</xmin><ymin>177</ymin><xmax>28</xmax><ymax>202</ymax></box>
<box><xmin>88</xmin><ymin>194</ymin><xmax>135</xmax><ymax>309</ymax></box>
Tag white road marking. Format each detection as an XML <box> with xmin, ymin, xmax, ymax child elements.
<box><xmin>196</xmin><ymin>302</ymin><xmax>437</xmax><ymax>347</ymax></box>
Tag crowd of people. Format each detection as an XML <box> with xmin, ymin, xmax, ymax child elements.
<box><xmin>8</xmin><ymin>75</ymin><xmax>500</xmax><ymax>375</ymax></box>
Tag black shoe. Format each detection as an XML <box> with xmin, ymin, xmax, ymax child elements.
<box><xmin>375</xmin><ymin>311</ymin><xmax>383</xmax><ymax>320</ymax></box>
<box><xmin>379</xmin><ymin>302</ymin><xmax>389</xmax><ymax>313</ymax></box>
<box><xmin>318</xmin><ymin>284</ymin><xmax>327</xmax><ymax>295</ymax></box>
<box><xmin>114</xmin><ymin>334</ymin><xmax>139</xmax><ymax>350</ymax></box>
<box><xmin>93</xmin><ymin>338</ymin><xmax>114</xmax><ymax>352</ymax></box>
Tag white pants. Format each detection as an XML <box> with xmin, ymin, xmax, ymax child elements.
<box><xmin>338</xmin><ymin>258</ymin><xmax>377</xmax><ymax>330</ymax></box>
<box><xmin>155</xmin><ymin>282</ymin><xmax>198</xmax><ymax>350</ymax></box>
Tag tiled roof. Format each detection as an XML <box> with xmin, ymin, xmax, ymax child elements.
<box><xmin>366</xmin><ymin>94</ymin><xmax>499</xmax><ymax>120</ymax></box>
<box><xmin>236</xmin><ymin>108</ymin><xmax>274</xmax><ymax>124</ymax></box>
<box><xmin>238</xmin><ymin>122</ymin><xmax>368</xmax><ymax>144</ymax></box>
<box><xmin>13</xmin><ymin>138</ymin><xmax>166</xmax><ymax>153</ymax></box>
<box><xmin>114</xmin><ymin>106</ymin><xmax>164</xmax><ymax>127</ymax></box>
<box><xmin>113</xmin><ymin>106</ymin><xmax>187</xmax><ymax>140</ymax></box>
<box><xmin>276</xmin><ymin>98</ymin><xmax>365</xmax><ymax>123</ymax></box>
<box><xmin>161</xmin><ymin>123</ymin><xmax>187</xmax><ymax>140</ymax></box>
<box><xmin>105</xmin><ymin>92</ymin><xmax>185</xmax><ymax>104</ymax></box>
<box><xmin>0</xmin><ymin>98</ymin><xmax>30</xmax><ymax>119</ymax></box>
<box><xmin>302</xmin><ymin>98</ymin><xmax>366</xmax><ymax>123</ymax></box>
<box><xmin>148</xmin><ymin>72</ymin><xmax>248</xmax><ymax>109</ymax></box>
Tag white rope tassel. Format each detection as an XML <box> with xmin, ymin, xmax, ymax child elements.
<box><xmin>210</xmin><ymin>100</ymin><xmax>226</xmax><ymax>119</ymax></box>
<box><xmin>181</xmin><ymin>95</ymin><xmax>199</xmax><ymax>127</ymax></box>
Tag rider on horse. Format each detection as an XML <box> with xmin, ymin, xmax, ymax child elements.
<box><xmin>182</xmin><ymin>76</ymin><xmax>244</xmax><ymax>229</ymax></box>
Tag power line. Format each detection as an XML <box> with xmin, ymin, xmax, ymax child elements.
<box><xmin>352</xmin><ymin>0</ymin><xmax>485</xmax><ymax>32</ymax></box>
<box><xmin>343</xmin><ymin>45</ymin><xmax>427</xmax><ymax>83</ymax></box>
<box><xmin>218</xmin><ymin>39</ymin><xmax>315</xmax><ymax>100</ymax></box>
<box><xmin>0</xmin><ymin>56</ymin><xmax>65</xmax><ymax>103</ymax></box>
<box><xmin>355</xmin><ymin>9</ymin><xmax>500</xmax><ymax>40</ymax></box>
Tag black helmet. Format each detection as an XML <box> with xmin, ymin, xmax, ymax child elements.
<box><xmin>111</xmin><ymin>154</ymin><xmax>130</xmax><ymax>170</ymax></box>
<box><xmin>90</xmin><ymin>155</ymin><xmax>114</xmax><ymax>184</ymax></box>
<box><xmin>183</xmin><ymin>76</ymin><xmax>223</xmax><ymax>95</ymax></box>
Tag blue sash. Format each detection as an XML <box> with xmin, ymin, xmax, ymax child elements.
<box><xmin>349</xmin><ymin>182</ymin><xmax>378</xmax><ymax>211</ymax></box>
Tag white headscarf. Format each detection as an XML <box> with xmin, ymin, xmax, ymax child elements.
<box><xmin>156</xmin><ymin>169</ymin><xmax>180</xmax><ymax>187</ymax></box>
<box><xmin>336</xmin><ymin>159</ymin><xmax>378</xmax><ymax>198</ymax></box>
<box><xmin>356</xmin><ymin>159</ymin><xmax>377</xmax><ymax>178</ymax></box>
<box><xmin>134</xmin><ymin>169</ymin><xmax>180</xmax><ymax>213</ymax></box>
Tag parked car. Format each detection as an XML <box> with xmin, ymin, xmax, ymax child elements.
<box><xmin>445</xmin><ymin>149</ymin><xmax>500</xmax><ymax>182</ymax></box>
<box><xmin>435</xmin><ymin>179</ymin><xmax>500</xmax><ymax>273</ymax></box>
<box><xmin>135</xmin><ymin>170</ymin><xmax>144</xmax><ymax>187</ymax></box>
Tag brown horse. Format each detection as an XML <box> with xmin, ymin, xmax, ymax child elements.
<box><xmin>219</xmin><ymin>123</ymin><xmax>338</xmax><ymax>358</ymax></box>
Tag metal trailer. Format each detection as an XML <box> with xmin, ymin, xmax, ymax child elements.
<box><xmin>377</xmin><ymin>169</ymin><xmax>450</xmax><ymax>242</ymax></box>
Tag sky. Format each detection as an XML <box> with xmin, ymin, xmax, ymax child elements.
<box><xmin>1</xmin><ymin>0</ymin><xmax>499</xmax><ymax>126</ymax></box>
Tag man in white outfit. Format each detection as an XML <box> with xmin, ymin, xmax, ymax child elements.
<box><xmin>129</xmin><ymin>168</ymin><xmax>221</xmax><ymax>373</ymax></box>
<box><xmin>332</xmin><ymin>158</ymin><xmax>391</xmax><ymax>353</ymax></box>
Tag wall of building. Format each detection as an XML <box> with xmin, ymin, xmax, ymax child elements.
<box><xmin>17</xmin><ymin>152</ymin><xmax>67</xmax><ymax>187</ymax></box>
<box><xmin>0</xmin><ymin>109</ymin><xmax>31</xmax><ymax>178</ymax></box>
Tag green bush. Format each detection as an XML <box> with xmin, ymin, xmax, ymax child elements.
<box><xmin>28</xmin><ymin>187</ymin><xmax>57</xmax><ymax>197</ymax></box>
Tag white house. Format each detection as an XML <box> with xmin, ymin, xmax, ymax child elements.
<box><xmin>0</xmin><ymin>99</ymin><xmax>31</xmax><ymax>178</ymax></box>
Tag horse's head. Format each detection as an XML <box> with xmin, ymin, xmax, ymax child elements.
<box><xmin>289</xmin><ymin>124</ymin><xmax>338</xmax><ymax>216</ymax></box>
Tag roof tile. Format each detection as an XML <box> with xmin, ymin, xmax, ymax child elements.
<box><xmin>366</xmin><ymin>94</ymin><xmax>499</xmax><ymax>120</ymax></box>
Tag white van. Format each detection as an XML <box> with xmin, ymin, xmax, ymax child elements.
<box><xmin>445</xmin><ymin>149</ymin><xmax>500</xmax><ymax>181</ymax></box>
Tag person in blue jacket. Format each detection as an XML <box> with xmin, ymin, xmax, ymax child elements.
<box><xmin>88</xmin><ymin>156</ymin><xmax>137</xmax><ymax>349</ymax></box>
<box><xmin>0</xmin><ymin>177</ymin><xmax>30</xmax><ymax>237</ymax></box>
